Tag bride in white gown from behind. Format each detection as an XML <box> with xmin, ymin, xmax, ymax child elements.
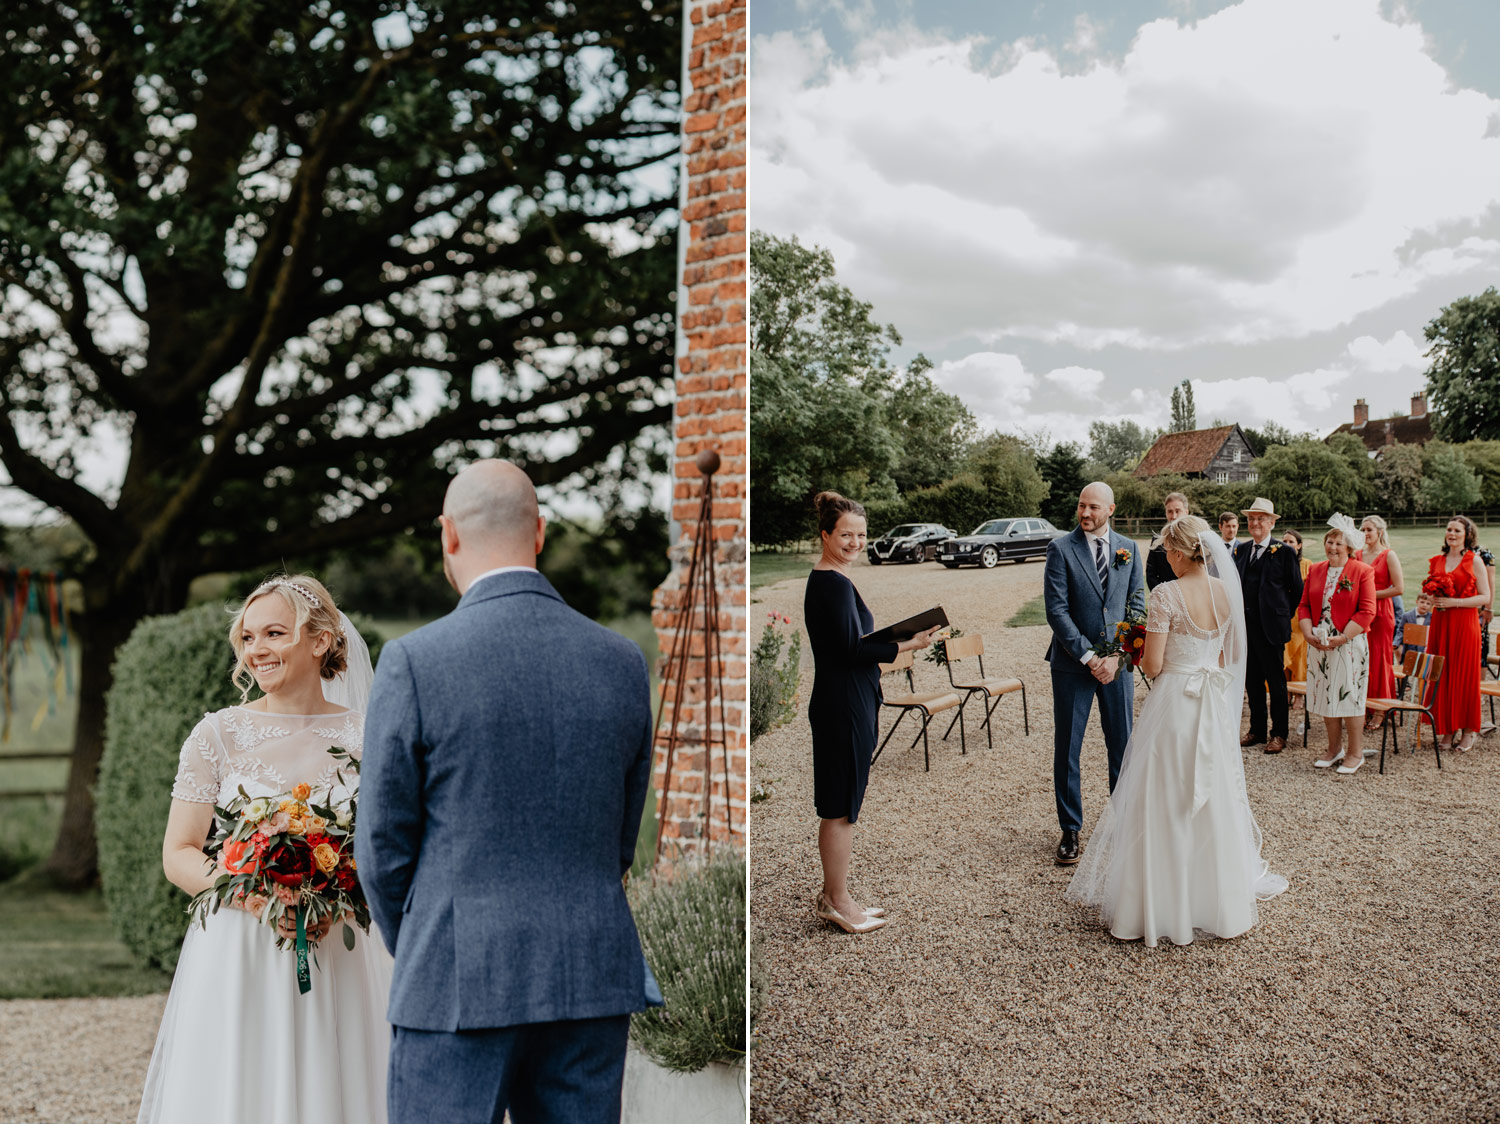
<box><xmin>138</xmin><ymin>575</ymin><xmax>391</xmax><ymax>1124</ymax></box>
<box><xmin>1066</xmin><ymin>518</ymin><xmax>1287</xmax><ymax>946</ymax></box>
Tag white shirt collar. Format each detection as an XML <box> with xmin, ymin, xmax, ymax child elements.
<box><xmin>1085</xmin><ymin>526</ymin><xmax>1112</xmax><ymax>544</ymax></box>
<box><xmin>466</xmin><ymin>565</ymin><xmax>537</xmax><ymax>593</ymax></box>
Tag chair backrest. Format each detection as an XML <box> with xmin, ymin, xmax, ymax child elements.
<box><xmin>1411</xmin><ymin>651</ymin><xmax>1445</xmax><ymax>706</ymax></box>
<box><xmin>1402</xmin><ymin>623</ymin><xmax>1428</xmax><ymax>648</ymax></box>
<box><xmin>942</xmin><ymin>633</ymin><xmax>983</xmax><ymax>661</ymax></box>
<box><xmin>879</xmin><ymin>648</ymin><xmax>914</xmax><ymax>674</ymax></box>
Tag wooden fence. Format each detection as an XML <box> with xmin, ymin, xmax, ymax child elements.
<box><xmin>0</xmin><ymin>749</ymin><xmax>71</xmax><ymax>801</ymax></box>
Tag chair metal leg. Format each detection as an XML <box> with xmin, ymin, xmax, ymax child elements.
<box><xmin>874</xmin><ymin>709</ymin><xmax>908</xmax><ymax>765</ymax></box>
<box><xmin>1427</xmin><ymin>708</ymin><xmax>1441</xmax><ymax>770</ymax></box>
<box><xmin>942</xmin><ymin>705</ymin><xmax>961</xmax><ymax>741</ymax></box>
<box><xmin>1021</xmin><ymin>684</ymin><xmax>1030</xmax><ymax>735</ymax></box>
<box><xmin>957</xmin><ymin>702</ymin><xmax>966</xmax><ymax>756</ymax></box>
<box><xmin>921</xmin><ymin>713</ymin><xmax>931</xmax><ymax>771</ymax></box>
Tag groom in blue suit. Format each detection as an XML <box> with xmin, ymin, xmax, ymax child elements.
<box><xmin>357</xmin><ymin>460</ymin><xmax>657</xmax><ymax>1124</ymax></box>
<box><xmin>1044</xmin><ymin>482</ymin><xmax>1146</xmax><ymax>865</ymax></box>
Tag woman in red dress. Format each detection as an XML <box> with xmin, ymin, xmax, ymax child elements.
<box><xmin>1358</xmin><ymin>515</ymin><xmax>1404</xmax><ymax>730</ymax></box>
<box><xmin>1425</xmin><ymin>516</ymin><xmax>1491</xmax><ymax>752</ymax></box>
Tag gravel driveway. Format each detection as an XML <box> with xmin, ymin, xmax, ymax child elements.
<box><xmin>749</xmin><ymin>552</ymin><xmax>1500</xmax><ymax>1123</ymax></box>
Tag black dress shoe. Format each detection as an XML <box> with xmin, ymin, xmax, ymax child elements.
<box><xmin>1056</xmin><ymin>830</ymin><xmax>1081</xmax><ymax>865</ymax></box>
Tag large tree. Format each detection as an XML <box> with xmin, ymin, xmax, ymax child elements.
<box><xmin>1424</xmin><ymin>287</ymin><xmax>1500</xmax><ymax>441</ymax></box>
<box><xmin>1168</xmin><ymin>379</ymin><xmax>1196</xmax><ymax>433</ymax></box>
<box><xmin>0</xmin><ymin>1</ymin><xmax>680</xmax><ymax>885</ymax></box>
<box><xmin>1087</xmin><ymin>418</ymin><xmax>1154</xmax><ymax>472</ymax></box>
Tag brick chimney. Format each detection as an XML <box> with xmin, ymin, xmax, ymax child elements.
<box><xmin>1384</xmin><ymin>421</ymin><xmax>1394</xmax><ymax>446</ymax></box>
<box><xmin>1353</xmin><ymin>398</ymin><xmax>1368</xmax><ymax>427</ymax></box>
<box><xmin>1410</xmin><ymin>391</ymin><xmax>1427</xmax><ymax>418</ymax></box>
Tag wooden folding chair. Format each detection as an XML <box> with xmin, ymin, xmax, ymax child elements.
<box><xmin>875</xmin><ymin>649</ymin><xmax>964</xmax><ymax>772</ymax></box>
<box><xmin>938</xmin><ymin>633</ymin><xmax>1027</xmax><ymax>749</ymax></box>
<box><xmin>1365</xmin><ymin>650</ymin><xmax>1445</xmax><ymax>774</ymax></box>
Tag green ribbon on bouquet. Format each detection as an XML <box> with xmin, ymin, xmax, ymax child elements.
<box><xmin>295</xmin><ymin>907</ymin><xmax>311</xmax><ymax>995</ymax></box>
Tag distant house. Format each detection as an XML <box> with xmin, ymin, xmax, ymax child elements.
<box><xmin>1326</xmin><ymin>393</ymin><xmax>1435</xmax><ymax>454</ymax></box>
<box><xmin>1133</xmin><ymin>424</ymin><xmax>1258</xmax><ymax>485</ymax></box>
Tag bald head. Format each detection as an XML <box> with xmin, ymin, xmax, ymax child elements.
<box><xmin>439</xmin><ymin>460</ymin><xmax>546</xmax><ymax>593</ymax></box>
<box><xmin>1076</xmin><ymin>481</ymin><xmax>1115</xmax><ymax>533</ymax></box>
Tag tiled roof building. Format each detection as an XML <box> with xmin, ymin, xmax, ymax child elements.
<box><xmin>1327</xmin><ymin>393</ymin><xmax>1435</xmax><ymax>453</ymax></box>
<box><xmin>1134</xmin><ymin>424</ymin><xmax>1258</xmax><ymax>484</ymax></box>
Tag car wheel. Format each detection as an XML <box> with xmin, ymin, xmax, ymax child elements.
<box><xmin>980</xmin><ymin>546</ymin><xmax>999</xmax><ymax>569</ymax></box>
<box><xmin>869</xmin><ymin>556</ymin><xmax>882</xmax><ymax>565</ymax></box>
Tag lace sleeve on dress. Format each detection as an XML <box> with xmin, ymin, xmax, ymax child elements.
<box><xmin>170</xmin><ymin>716</ymin><xmax>221</xmax><ymax>804</ymax></box>
<box><xmin>1146</xmin><ymin>584</ymin><xmax>1174</xmax><ymax>634</ymax></box>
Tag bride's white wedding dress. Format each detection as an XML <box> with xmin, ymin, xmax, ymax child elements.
<box><xmin>137</xmin><ymin>706</ymin><xmax>393</xmax><ymax>1124</ymax></box>
<box><xmin>1065</xmin><ymin>547</ymin><xmax>1288</xmax><ymax>947</ymax></box>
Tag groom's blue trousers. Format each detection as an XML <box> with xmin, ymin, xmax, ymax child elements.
<box><xmin>1051</xmin><ymin>668</ymin><xmax>1134</xmax><ymax>833</ymax></box>
<box><xmin>389</xmin><ymin>1014</ymin><xmax>630</xmax><ymax>1124</ymax></box>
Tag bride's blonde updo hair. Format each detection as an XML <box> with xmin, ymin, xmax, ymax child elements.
<box><xmin>1160</xmin><ymin>514</ymin><xmax>1212</xmax><ymax>563</ymax></box>
<box><xmin>228</xmin><ymin>573</ymin><xmax>348</xmax><ymax>701</ymax></box>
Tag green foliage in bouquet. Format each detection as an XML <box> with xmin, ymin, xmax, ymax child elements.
<box><xmin>629</xmin><ymin>853</ymin><xmax>747</xmax><ymax>1073</ymax></box>
<box><xmin>923</xmin><ymin>626</ymin><xmax>966</xmax><ymax>667</ymax></box>
<box><xmin>749</xmin><ymin>615</ymin><xmax>801</xmax><ymax>741</ymax></box>
<box><xmin>96</xmin><ymin>604</ymin><xmax>381</xmax><ymax>972</ymax></box>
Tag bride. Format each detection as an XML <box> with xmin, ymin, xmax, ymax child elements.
<box><xmin>138</xmin><ymin>574</ymin><xmax>392</xmax><ymax>1124</ymax></box>
<box><xmin>1065</xmin><ymin>516</ymin><xmax>1287</xmax><ymax>946</ymax></box>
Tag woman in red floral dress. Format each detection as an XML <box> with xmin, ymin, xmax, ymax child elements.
<box><xmin>1425</xmin><ymin>516</ymin><xmax>1490</xmax><ymax>751</ymax></box>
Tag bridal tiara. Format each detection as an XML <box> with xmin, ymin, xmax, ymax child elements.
<box><xmin>259</xmin><ymin>579</ymin><xmax>321</xmax><ymax>606</ymax></box>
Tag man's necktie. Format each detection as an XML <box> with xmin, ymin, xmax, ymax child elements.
<box><xmin>1095</xmin><ymin>537</ymin><xmax>1109</xmax><ymax>591</ymax></box>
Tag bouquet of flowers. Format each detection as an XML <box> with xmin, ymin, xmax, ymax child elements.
<box><xmin>1092</xmin><ymin>607</ymin><xmax>1150</xmax><ymax>671</ymax></box>
<box><xmin>189</xmin><ymin>746</ymin><xmax>369</xmax><ymax>994</ymax></box>
<box><xmin>1421</xmin><ymin>572</ymin><xmax>1457</xmax><ymax>600</ymax></box>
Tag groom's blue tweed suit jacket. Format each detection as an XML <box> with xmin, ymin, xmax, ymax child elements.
<box><xmin>356</xmin><ymin>569</ymin><xmax>655</xmax><ymax>1031</ymax></box>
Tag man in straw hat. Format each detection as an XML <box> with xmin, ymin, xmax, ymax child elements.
<box><xmin>1231</xmin><ymin>497</ymin><xmax>1304</xmax><ymax>753</ymax></box>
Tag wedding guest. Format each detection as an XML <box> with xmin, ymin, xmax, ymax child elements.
<box><xmin>804</xmin><ymin>491</ymin><xmax>937</xmax><ymax>933</ymax></box>
<box><xmin>1299</xmin><ymin>515</ymin><xmax>1377</xmax><ymax>774</ymax></box>
<box><xmin>1397</xmin><ymin>592</ymin><xmax>1433</xmax><ymax>660</ymax></box>
<box><xmin>1281</xmin><ymin>529</ymin><xmax>1312</xmax><ymax>685</ymax></box>
<box><xmin>1476</xmin><ymin>540</ymin><xmax>1496</xmax><ymax>675</ymax></box>
<box><xmin>1232</xmin><ymin>499</ymin><xmax>1303</xmax><ymax>754</ymax></box>
<box><xmin>1146</xmin><ymin>492</ymin><xmax>1189</xmax><ymax>589</ymax></box>
<box><xmin>1219</xmin><ymin>512</ymin><xmax>1240</xmax><ymax>545</ymax></box>
<box><xmin>1357</xmin><ymin>516</ymin><xmax>1404</xmax><ymax>730</ymax></box>
<box><xmin>1425</xmin><ymin>516</ymin><xmax>1490</xmax><ymax>752</ymax></box>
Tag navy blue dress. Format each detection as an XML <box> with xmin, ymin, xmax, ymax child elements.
<box><xmin>804</xmin><ymin>569</ymin><xmax>900</xmax><ymax>822</ymax></box>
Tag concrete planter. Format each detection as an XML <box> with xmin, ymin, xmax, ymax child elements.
<box><xmin>621</xmin><ymin>1046</ymin><xmax>745</xmax><ymax>1124</ymax></box>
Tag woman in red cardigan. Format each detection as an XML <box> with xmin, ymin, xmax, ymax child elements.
<box><xmin>1425</xmin><ymin>515</ymin><xmax>1491</xmax><ymax>752</ymax></box>
<box><xmin>1297</xmin><ymin>515</ymin><xmax>1378</xmax><ymax>774</ymax></box>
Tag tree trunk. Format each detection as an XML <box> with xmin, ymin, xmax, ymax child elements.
<box><xmin>38</xmin><ymin>605</ymin><xmax>140</xmax><ymax>888</ymax></box>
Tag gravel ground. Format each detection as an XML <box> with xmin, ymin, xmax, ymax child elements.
<box><xmin>749</xmin><ymin>552</ymin><xmax>1500</xmax><ymax>1124</ymax></box>
<box><xmin>0</xmin><ymin>995</ymin><xmax>165</xmax><ymax>1123</ymax></box>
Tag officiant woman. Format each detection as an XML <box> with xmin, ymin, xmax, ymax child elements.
<box><xmin>804</xmin><ymin>491</ymin><xmax>937</xmax><ymax>934</ymax></box>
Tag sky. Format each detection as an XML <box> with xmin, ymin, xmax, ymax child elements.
<box><xmin>750</xmin><ymin>0</ymin><xmax>1500</xmax><ymax>451</ymax></box>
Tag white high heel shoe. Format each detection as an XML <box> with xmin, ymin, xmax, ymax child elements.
<box><xmin>1313</xmin><ymin>748</ymin><xmax>1344</xmax><ymax>768</ymax></box>
<box><xmin>815</xmin><ymin>893</ymin><xmax>887</xmax><ymax>933</ymax></box>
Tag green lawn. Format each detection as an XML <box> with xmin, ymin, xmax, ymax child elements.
<box><xmin>750</xmin><ymin>550</ymin><xmax>815</xmax><ymax>592</ymax></box>
<box><xmin>1006</xmin><ymin>595</ymin><xmax>1049</xmax><ymax>627</ymax></box>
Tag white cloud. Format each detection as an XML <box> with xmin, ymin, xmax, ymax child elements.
<box><xmin>1044</xmin><ymin>365</ymin><xmax>1107</xmax><ymax>394</ymax></box>
<box><xmin>752</xmin><ymin>0</ymin><xmax>1500</xmax><ymax>353</ymax></box>
<box><xmin>1345</xmin><ymin>329</ymin><xmax>1425</xmax><ymax>372</ymax></box>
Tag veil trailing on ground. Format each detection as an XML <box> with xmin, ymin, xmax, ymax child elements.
<box><xmin>322</xmin><ymin>611</ymin><xmax>373</xmax><ymax>714</ymax></box>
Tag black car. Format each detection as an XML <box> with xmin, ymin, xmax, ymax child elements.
<box><xmin>938</xmin><ymin>517</ymin><xmax>1065</xmax><ymax>569</ymax></box>
<box><xmin>867</xmin><ymin>523</ymin><xmax>956</xmax><ymax>565</ymax></box>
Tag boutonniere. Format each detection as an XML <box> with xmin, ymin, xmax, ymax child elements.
<box><xmin>1336</xmin><ymin>575</ymin><xmax>1353</xmax><ymax>592</ymax></box>
<box><xmin>1113</xmin><ymin>548</ymin><xmax>1131</xmax><ymax>569</ymax></box>
<box><xmin>1268</xmin><ymin>544</ymin><xmax>1279</xmax><ymax>554</ymax></box>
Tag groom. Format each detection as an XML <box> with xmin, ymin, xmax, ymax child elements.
<box><xmin>1044</xmin><ymin>482</ymin><xmax>1146</xmax><ymax>865</ymax></box>
<box><xmin>358</xmin><ymin>460</ymin><xmax>657</xmax><ymax>1124</ymax></box>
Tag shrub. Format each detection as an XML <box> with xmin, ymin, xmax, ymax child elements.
<box><xmin>96</xmin><ymin>603</ymin><xmax>382</xmax><ymax>972</ymax></box>
<box><xmin>749</xmin><ymin>616</ymin><xmax>801</xmax><ymax>741</ymax></box>
<box><xmin>629</xmin><ymin>852</ymin><xmax>746</xmax><ymax>1073</ymax></box>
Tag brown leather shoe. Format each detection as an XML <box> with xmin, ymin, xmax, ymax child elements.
<box><xmin>1264</xmin><ymin>736</ymin><xmax>1286</xmax><ymax>754</ymax></box>
<box><xmin>1240</xmin><ymin>732</ymin><xmax>1267</xmax><ymax>747</ymax></box>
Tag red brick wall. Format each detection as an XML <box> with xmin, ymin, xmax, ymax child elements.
<box><xmin>650</xmin><ymin>0</ymin><xmax>746</xmax><ymax>862</ymax></box>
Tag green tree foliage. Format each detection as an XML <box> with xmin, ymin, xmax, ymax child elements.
<box><xmin>749</xmin><ymin>233</ymin><xmax>978</xmax><ymax>542</ymax></box>
<box><xmin>887</xmin><ymin>355</ymin><xmax>978</xmax><ymax>492</ymax></box>
<box><xmin>1087</xmin><ymin>419</ymin><xmax>1156</xmax><ymax>472</ymax></box>
<box><xmin>1374</xmin><ymin>442</ymin><xmax>1424</xmax><ymax>516</ymax></box>
<box><xmin>1457</xmin><ymin>440</ymin><xmax>1500</xmax><ymax>507</ymax></box>
<box><xmin>1241</xmin><ymin>420</ymin><xmax>1300</xmax><ymax>458</ymax></box>
<box><xmin>865</xmin><ymin>474</ymin><xmax>989</xmax><ymax>537</ymax></box>
<box><xmin>1037</xmin><ymin>441</ymin><xmax>1088</xmax><ymax>526</ymax></box>
<box><xmin>96</xmin><ymin>604</ymin><xmax>382</xmax><ymax>972</ymax></box>
<box><xmin>1253</xmin><ymin>439</ymin><xmax>1367</xmax><ymax>519</ymax></box>
<box><xmin>1169</xmin><ymin>380</ymin><xmax>1197</xmax><ymax>432</ymax></box>
<box><xmin>1417</xmin><ymin>442</ymin><xmax>1482</xmax><ymax>513</ymax></box>
<box><xmin>0</xmin><ymin>2</ymin><xmax>679</xmax><ymax>885</ymax></box>
<box><xmin>1424</xmin><ymin>287</ymin><xmax>1500</xmax><ymax>441</ymax></box>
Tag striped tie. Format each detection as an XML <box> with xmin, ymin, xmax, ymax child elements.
<box><xmin>1094</xmin><ymin>537</ymin><xmax>1109</xmax><ymax>591</ymax></box>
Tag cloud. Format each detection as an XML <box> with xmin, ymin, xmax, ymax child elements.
<box><xmin>752</xmin><ymin>0</ymin><xmax>1500</xmax><ymax>353</ymax></box>
<box><xmin>1044</xmin><ymin>365</ymin><xmax>1107</xmax><ymax>394</ymax></box>
<box><xmin>1345</xmin><ymin>329</ymin><xmax>1425</xmax><ymax>372</ymax></box>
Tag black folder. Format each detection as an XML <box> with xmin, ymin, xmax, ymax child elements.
<box><xmin>862</xmin><ymin>605</ymin><xmax>949</xmax><ymax>645</ymax></box>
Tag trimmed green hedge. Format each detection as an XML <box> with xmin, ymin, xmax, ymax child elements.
<box><xmin>630</xmin><ymin>852</ymin><xmax>746</xmax><ymax>1072</ymax></box>
<box><xmin>96</xmin><ymin>603</ymin><xmax>382</xmax><ymax>972</ymax></box>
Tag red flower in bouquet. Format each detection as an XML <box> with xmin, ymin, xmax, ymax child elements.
<box><xmin>1421</xmin><ymin>572</ymin><xmax>1456</xmax><ymax>599</ymax></box>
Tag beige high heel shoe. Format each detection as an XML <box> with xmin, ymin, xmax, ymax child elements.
<box><xmin>815</xmin><ymin>893</ymin><xmax>887</xmax><ymax>933</ymax></box>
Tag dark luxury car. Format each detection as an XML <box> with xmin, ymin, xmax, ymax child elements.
<box><xmin>938</xmin><ymin>517</ymin><xmax>1066</xmax><ymax>569</ymax></box>
<box><xmin>867</xmin><ymin>523</ymin><xmax>957</xmax><ymax>565</ymax></box>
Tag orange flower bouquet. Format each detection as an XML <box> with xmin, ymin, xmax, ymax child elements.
<box><xmin>189</xmin><ymin>746</ymin><xmax>370</xmax><ymax>994</ymax></box>
<box><xmin>1091</xmin><ymin>607</ymin><xmax>1150</xmax><ymax>671</ymax></box>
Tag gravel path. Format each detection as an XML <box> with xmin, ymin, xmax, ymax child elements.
<box><xmin>0</xmin><ymin>995</ymin><xmax>165</xmax><ymax>1123</ymax></box>
<box><xmin>749</xmin><ymin>553</ymin><xmax>1500</xmax><ymax>1124</ymax></box>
